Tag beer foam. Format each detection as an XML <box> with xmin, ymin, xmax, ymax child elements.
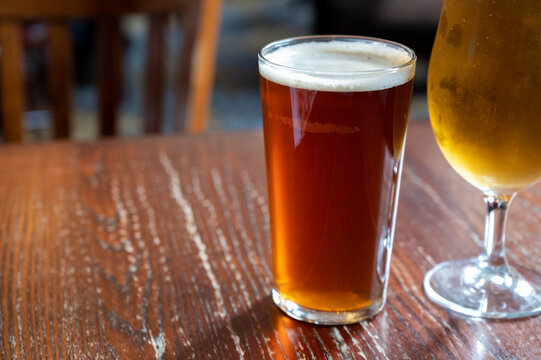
<box><xmin>259</xmin><ymin>40</ymin><xmax>415</xmax><ymax>92</ymax></box>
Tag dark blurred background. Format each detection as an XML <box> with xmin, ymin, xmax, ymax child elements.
<box><xmin>19</xmin><ymin>0</ymin><xmax>443</xmax><ymax>140</ymax></box>
<box><xmin>212</xmin><ymin>0</ymin><xmax>442</xmax><ymax>131</ymax></box>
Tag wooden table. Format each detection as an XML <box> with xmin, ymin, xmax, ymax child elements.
<box><xmin>1</xmin><ymin>122</ymin><xmax>540</xmax><ymax>359</ymax></box>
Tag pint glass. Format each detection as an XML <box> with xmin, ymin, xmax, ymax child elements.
<box><xmin>259</xmin><ymin>36</ymin><xmax>416</xmax><ymax>324</ymax></box>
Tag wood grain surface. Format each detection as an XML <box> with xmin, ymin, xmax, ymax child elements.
<box><xmin>0</xmin><ymin>122</ymin><xmax>540</xmax><ymax>359</ymax></box>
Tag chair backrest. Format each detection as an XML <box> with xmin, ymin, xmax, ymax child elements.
<box><xmin>0</xmin><ymin>0</ymin><xmax>222</xmax><ymax>142</ymax></box>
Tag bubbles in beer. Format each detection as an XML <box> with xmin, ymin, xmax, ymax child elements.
<box><xmin>259</xmin><ymin>40</ymin><xmax>415</xmax><ymax>92</ymax></box>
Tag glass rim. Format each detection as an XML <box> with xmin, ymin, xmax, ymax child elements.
<box><xmin>258</xmin><ymin>35</ymin><xmax>416</xmax><ymax>77</ymax></box>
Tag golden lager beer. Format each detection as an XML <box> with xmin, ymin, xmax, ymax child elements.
<box><xmin>424</xmin><ymin>0</ymin><xmax>541</xmax><ymax>320</ymax></box>
<box><xmin>428</xmin><ymin>0</ymin><xmax>541</xmax><ymax>194</ymax></box>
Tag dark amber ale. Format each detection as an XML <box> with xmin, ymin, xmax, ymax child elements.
<box><xmin>259</xmin><ymin>37</ymin><xmax>415</xmax><ymax>322</ymax></box>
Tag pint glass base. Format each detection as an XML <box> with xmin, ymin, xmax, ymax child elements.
<box><xmin>424</xmin><ymin>258</ymin><xmax>541</xmax><ymax>319</ymax></box>
<box><xmin>272</xmin><ymin>288</ymin><xmax>383</xmax><ymax>325</ymax></box>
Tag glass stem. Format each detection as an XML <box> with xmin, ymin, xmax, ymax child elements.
<box><xmin>480</xmin><ymin>193</ymin><xmax>516</xmax><ymax>268</ymax></box>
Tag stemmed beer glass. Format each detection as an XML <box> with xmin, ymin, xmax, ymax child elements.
<box><xmin>425</xmin><ymin>0</ymin><xmax>541</xmax><ymax>318</ymax></box>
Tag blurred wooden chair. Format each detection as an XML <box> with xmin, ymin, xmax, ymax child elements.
<box><xmin>0</xmin><ymin>0</ymin><xmax>222</xmax><ymax>142</ymax></box>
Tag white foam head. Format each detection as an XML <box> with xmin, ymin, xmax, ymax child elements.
<box><xmin>259</xmin><ymin>38</ymin><xmax>416</xmax><ymax>92</ymax></box>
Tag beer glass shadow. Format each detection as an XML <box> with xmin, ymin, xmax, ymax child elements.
<box><xmin>186</xmin><ymin>295</ymin><xmax>276</xmax><ymax>356</ymax></box>
<box><xmin>189</xmin><ymin>294</ymin><xmax>388</xmax><ymax>358</ymax></box>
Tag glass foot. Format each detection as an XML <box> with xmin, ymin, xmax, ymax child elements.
<box><xmin>272</xmin><ymin>288</ymin><xmax>383</xmax><ymax>325</ymax></box>
<box><xmin>424</xmin><ymin>257</ymin><xmax>541</xmax><ymax>319</ymax></box>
